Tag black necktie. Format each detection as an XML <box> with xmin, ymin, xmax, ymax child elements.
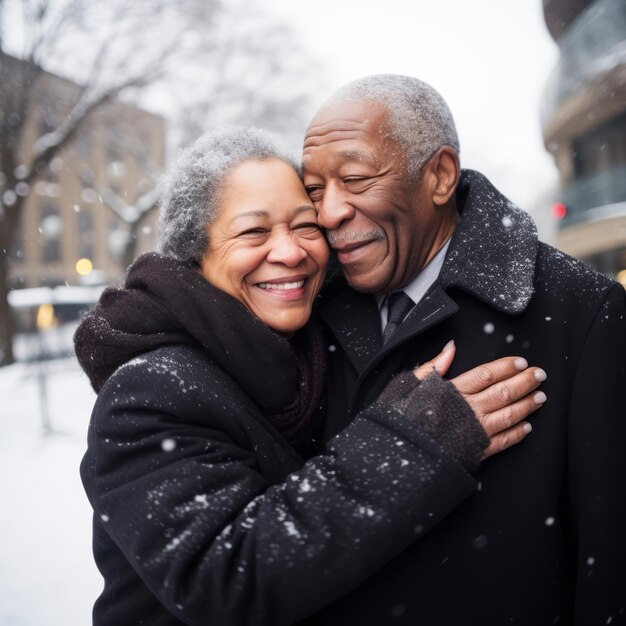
<box><xmin>382</xmin><ymin>291</ymin><xmax>414</xmax><ymax>344</ymax></box>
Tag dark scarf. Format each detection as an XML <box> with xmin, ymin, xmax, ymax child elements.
<box><xmin>74</xmin><ymin>253</ymin><xmax>326</xmax><ymax>446</ymax></box>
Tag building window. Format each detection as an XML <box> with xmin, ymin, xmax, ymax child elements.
<box><xmin>138</xmin><ymin>128</ymin><xmax>151</xmax><ymax>159</ymax></box>
<box><xmin>573</xmin><ymin>110</ymin><xmax>626</xmax><ymax>178</ymax></box>
<box><xmin>77</xmin><ymin>209</ymin><xmax>94</xmax><ymax>260</ymax></box>
<box><xmin>38</xmin><ymin>116</ymin><xmax>55</xmax><ymax>139</ymax></box>
<box><xmin>106</xmin><ymin>131</ymin><xmax>124</xmax><ymax>164</ymax></box>
<box><xmin>9</xmin><ymin>211</ymin><xmax>25</xmax><ymax>262</ymax></box>
<box><xmin>75</xmin><ymin>130</ymin><xmax>92</xmax><ymax>158</ymax></box>
<box><xmin>40</xmin><ymin>204</ymin><xmax>62</xmax><ymax>263</ymax></box>
<box><xmin>583</xmin><ymin>246</ymin><xmax>626</xmax><ymax>280</ymax></box>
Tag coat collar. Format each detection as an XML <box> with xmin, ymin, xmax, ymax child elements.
<box><xmin>440</xmin><ymin>169</ymin><xmax>538</xmax><ymax>315</ymax></box>
<box><xmin>319</xmin><ymin>170</ymin><xmax>539</xmax><ymax>371</ymax></box>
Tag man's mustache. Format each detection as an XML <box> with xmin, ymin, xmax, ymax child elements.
<box><xmin>325</xmin><ymin>228</ymin><xmax>385</xmax><ymax>246</ymax></box>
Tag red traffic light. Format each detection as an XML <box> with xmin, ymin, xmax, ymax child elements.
<box><xmin>551</xmin><ymin>202</ymin><xmax>567</xmax><ymax>220</ymax></box>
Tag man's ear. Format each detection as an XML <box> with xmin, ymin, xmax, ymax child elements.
<box><xmin>426</xmin><ymin>147</ymin><xmax>459</xmax><ymax>207</ymax></box>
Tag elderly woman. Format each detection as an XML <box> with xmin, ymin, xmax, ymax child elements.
<box><xmin>75</xmin><ymin>127</ymin><xmax>542</xmax><ymax>626</ymax></box>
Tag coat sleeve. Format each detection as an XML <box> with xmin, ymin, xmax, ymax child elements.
<box><xmin>567</xmin><ymin>283</ymin><xmax>626</xmax><ymax>624</ymax></box>
<box><xmin>82</xmin><ymin>355</ymin><xmax>477</xmax><ymax>626</ymax></box>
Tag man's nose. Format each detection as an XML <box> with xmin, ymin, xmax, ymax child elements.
<box><xmin>317</xmin><ymin>186</ymin><xmax>356</xmax><ymax>231</ymax></box>
<box><xmin>266</xmin><ymin>233</ymin><xmax>308</xmax><ymax>267</ymax></box>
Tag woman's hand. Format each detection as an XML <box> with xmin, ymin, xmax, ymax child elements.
<box><xmin>414</xmin><ymin>341</ymin><xmax>547</xmax><ymax>459</ymax></box>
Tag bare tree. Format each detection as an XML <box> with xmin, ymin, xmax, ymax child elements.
<box><xmin>0</xmin><ymin>0</ymin><xmax>324</xmax><ymax>366</ymax></box>
<box><xmin>93</xmin><ymin>2</ymin><xmax>324</xmax><ymax>274</ymax></box>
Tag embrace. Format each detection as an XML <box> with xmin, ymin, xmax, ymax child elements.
<box><xmin>75</xmin><ymin>75</ymin><xmax>626</xmax><ymax>625</ymax></box>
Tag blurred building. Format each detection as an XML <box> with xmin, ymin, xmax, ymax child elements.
<box><xmin>541</xmin><ymin>0</ymin><xmax>626</xmax><ymax>286</ymax></box>
<box><xmin>3</xmin><ymin>53</ymin><xmax>166</xmax><ymax>289</ymax></box>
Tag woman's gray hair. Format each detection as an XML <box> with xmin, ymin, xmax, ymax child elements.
<box><xmin>158</xmin><ymin>126</ymin><xmax>299</xmax><ymax>263</ymax></box>
<box><xmin>324</xmin><ymin>74</ymin><xmax>460</xmax><ymax>179</ymax></box>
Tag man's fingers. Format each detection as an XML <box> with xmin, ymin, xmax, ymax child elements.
<box><xmin>482</xmin><ymin>421</ymin><xmax>533</xmax><ymax>459</ymax></box>
<box><xmin>452</xmin><ymin>356</ymin><xmax>531</xmax><ymax>395</ymax></box>
<box><xmin>479</xmin><ymin>391</ymin><xmax>546</xmax><ymax>438</ymax></box>
<box><xmin>468</xmin><ymin>368</ymin><xmax>547</xmax><ymax>416</ymax></box>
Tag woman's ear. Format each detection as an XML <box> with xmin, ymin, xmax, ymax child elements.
<box><xmin>427</xmin><ymin>147</ymin><xmax>460</xmax><ymax>207</ymax></box>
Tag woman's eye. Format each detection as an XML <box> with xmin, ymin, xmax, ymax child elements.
<box><xmin>294</xmin><ymin>223</ymin><xmax>322</xmax><ymax>236</ymax></box>
<box><xmin>238</xmin><ymin>228</ymin><xmax>268</xmax><ymax>238</ymax></box>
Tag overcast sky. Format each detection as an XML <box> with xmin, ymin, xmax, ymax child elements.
<box><xmin>265</xmin><ymin>0</ymin><xmax>561</xmax><ymax>236</ymax></box>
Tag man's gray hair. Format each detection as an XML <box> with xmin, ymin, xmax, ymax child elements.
<box><xmin>325</xmin><ymin>74</ymin><xmax>460</xmax><ymax>178</ymax></box>
<box><xmin>158</xmin><ymin>126</ymin><xmax>299</xmax><ymax>263</ymax></box>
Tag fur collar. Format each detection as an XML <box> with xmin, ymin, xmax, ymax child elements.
<box><xmin>440</xmin><ymin>169</ymin><xmax>538</xmax><ymax>314</ymax></box>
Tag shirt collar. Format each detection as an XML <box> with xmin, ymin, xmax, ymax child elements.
<box><xmin>376</xmin><ymin>237</ymin><xmax>452</xmax><ymax>326</ymax></box>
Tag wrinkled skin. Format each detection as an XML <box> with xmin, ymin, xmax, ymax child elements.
<box><xmin>200</xmin><ymin>158</ymin><xmax>329</xmax><ymax>336</ymax></box>
<box><xmin>302</xmin><ymin>99</ymin><xmax>459</xmax><ymax>295</ymax></box>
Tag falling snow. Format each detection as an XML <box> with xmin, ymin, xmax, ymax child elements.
<box><xmin>161</xmin><ymin>438</ymin><xmax>177</xmax><ymax>452</ymax></box>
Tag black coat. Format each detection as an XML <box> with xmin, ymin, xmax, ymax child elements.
<box><xmin>313</xmin><ymin>170</ymin><xmax>626</xmax><ymax>625</ymax></box>
<box><xmin>77</xmin><ymin>254</ymin><xmax>482</xmax><ymax>626</ymax></box>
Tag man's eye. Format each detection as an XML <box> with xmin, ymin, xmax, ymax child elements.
<box><xmin>305</xmin><ymin>186</ymin><xmax>323</xmax><ymax>201</ymax></box>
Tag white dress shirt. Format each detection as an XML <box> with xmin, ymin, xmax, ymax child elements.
<box><xmin>377</xmin><ymin>238</ymin><xmax>452</xmax><ymax>333</ymax></box>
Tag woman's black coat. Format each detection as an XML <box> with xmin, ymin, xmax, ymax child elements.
<box><xmin>77</xmin><ymin>255</ymin><xmax>480</xmax><ymax>626</ymax></box>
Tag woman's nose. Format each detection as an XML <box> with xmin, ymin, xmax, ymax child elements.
<box><xmin>266</xmin><ymin>233</ymin><xmax>308</xmax><ymax>266</ymax></box>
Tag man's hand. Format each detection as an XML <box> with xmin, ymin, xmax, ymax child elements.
<box><xmin>414</xmin><ymin>341</ymin><xmax>546</xmax><ymax>458</ymax></box>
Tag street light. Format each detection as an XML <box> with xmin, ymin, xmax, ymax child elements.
<box><xmin>76</xmin><ymin>257</ymin><xmax>93</xmax><ymax>276</ymax></box>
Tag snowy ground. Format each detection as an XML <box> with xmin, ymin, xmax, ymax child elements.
<box><xmin>0</xmin><ymin>356</ymin><xmax>102</xmax><ymax>625</ymax></box>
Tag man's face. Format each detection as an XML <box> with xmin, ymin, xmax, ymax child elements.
<box><xmin>302</xmin><ymin>99</ymin><xmax>444</xmax><ymax>295</ymax></box>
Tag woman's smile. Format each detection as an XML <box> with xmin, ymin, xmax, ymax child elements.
<box><xmin>255</xmin><ymin>276</ymin><xmax>307</xmax><ymax>299</ymax></box>
<box><xmin>200</xmin><ymin>158</ymin><xmax>329</xmax><ymax>334</ymax></box>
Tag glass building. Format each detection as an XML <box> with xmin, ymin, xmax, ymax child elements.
<box><xmin>542</xmin><ymin>0</ymin><xmax>626</xmax><ymax>286</ymax></box>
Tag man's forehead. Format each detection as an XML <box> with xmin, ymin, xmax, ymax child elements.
<box><xmin>304</xmin><ymin>99</ymin><xmax>390</xmax><ymax>147</ymax></box>
<box><xmin>301</xmin><ymin>147</ymin><xmax>380</xmax><ymax>172</ymax></box>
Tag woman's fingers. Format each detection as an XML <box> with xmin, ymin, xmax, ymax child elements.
<box><xmin>416</xmin><ymin>349</ymin><xmax>547</xmax><ymax>458</ymax></box>
<box><xmin>449</xmin><ymin>356</ymin><xmax>548</xmax><ymax>456</ymax></box>
<box><xmin>464</xmin><ymin>367</ymin><xmax>547</xmax><ymax>418</ymax></box>
<box><xmin>478</xmin><ymin>390</ymin><xmax>546</xmax><ymax>438</ymax></box>
<box><xmin>451</xmin><ymin>356</ymin><xmax>532</xmax><ymax>394</ymax></box>
<box><xmin>482</xmin><ymin>420</ymin><xmax>534</xmax><ymax>459</ymax></box>
<box><xmin>483</xmin><ymin>391</ymin><xmax>546</xmax><ymax>459</ymax></box>
<box><xmin>413</xmin><ymin>340</ymin><xmax>456</xmax><ymax>380</ymax></box>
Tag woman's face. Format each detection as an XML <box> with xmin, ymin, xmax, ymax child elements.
<box><xmin>199</xmin><ymin>158</ymin><xmax>329</xmax><ymax>335</ymax></box>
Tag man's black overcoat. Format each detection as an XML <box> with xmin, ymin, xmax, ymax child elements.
<box><xmin>312</xmin><ymin>170</ymin><xmax>626</xmax><ymax>625</ymax></box>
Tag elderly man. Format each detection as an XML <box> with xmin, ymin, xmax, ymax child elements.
<box><xmin>301</xmin><ymin>75</ymin><xmax>626</xmax><ymax>625</ymax></box>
